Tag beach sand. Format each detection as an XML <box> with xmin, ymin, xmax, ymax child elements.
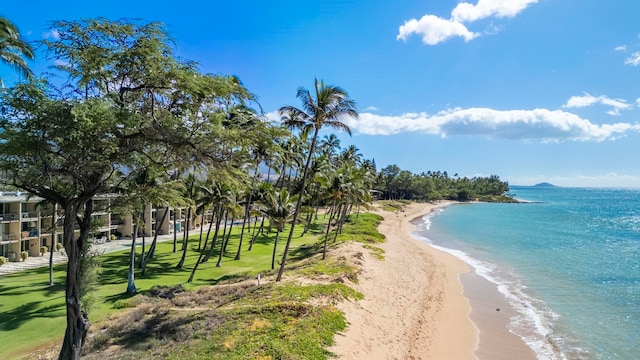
<box><xmin>330</xmin><ymin>202</ymin><xmax>536</xmax><ymax>360</ymax></box>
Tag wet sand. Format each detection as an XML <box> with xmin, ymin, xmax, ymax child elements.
<box><xmin>331</xmin><ymin>202</ymin><xmax>535</xmax><ymax>359</ymax></box>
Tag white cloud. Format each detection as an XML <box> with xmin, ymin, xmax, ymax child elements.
<box><xmin>615</xmin><ymin>45</ymin><xmax>627</xmax><ymax>52</ymax></box>
<box><xmin>42</xmin><ymin>29</ymin><xmax>60</xmax><ymax>40</ymax></box>
<box><xmin>264</xmin><ymin>110</ymin><xmax>280</xmax><ymax>123</ymax></box>
<box><xmin>344</xmin><ymin>108</ymin><xmax>640</xmax><ymax>142</ymax></box>
<box><xmin>397</xmin><ymin>15</ymin><xmax>477</xmax><ymax>45</ymax></box>
<box><xmin>563</xmin><ymin>93</ymin><xmax>631</xmax><ymax>115</ymax></box>
<box><xmin>624</xmin><ymin>52</ymin><xmax>640</xmax><ymax>66</ymax></box>
<box><xmin>398</xmin><ymin>0</ymin><xmax>537</xmax><ymax>45</ymax></box>
<box><xmin>452</xmin><ymin>0</ymin><xmax>538</xmax><ymax>23</ymax></box>
<box><xmin>364</xmin><ymin>106</ymin><xmax>379</xmax><ymax>112</ymax></box>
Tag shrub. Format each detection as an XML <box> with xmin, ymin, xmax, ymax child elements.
<box><xmin>56</xmin><ymin>242</ymin><xmax>63</xmax><ymax>251</ymax></box>
<box><xmin>0</xmin><ymin>256</ymin><xmax>6</xmax><ymax>266</ymax></box>
<box><xmin>20</xmin><ymin>251</ymin><xmax>29</xmax><ymax>261</ymax></box>
<box><xmin>40</xmin><ymin>246</ymin><xmax>48</xmax><ymax>254</ymax></box>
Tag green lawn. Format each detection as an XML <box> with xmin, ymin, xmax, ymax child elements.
<box><xmin>1</xmin><ymin>218</ymin><xmax>329</xmax><ymax>359</ymax></box>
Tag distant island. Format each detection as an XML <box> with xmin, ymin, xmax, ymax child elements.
<box><xmin>532</xmin><ymin>182</ymin><xmax>559</xmax><ymax>188</ymax></box>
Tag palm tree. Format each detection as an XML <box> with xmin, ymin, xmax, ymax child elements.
<box><xmin>275</xmin><ymin>78</ymin><xmax>358</xmax><ymax>281</ymax></box>
<box><xmin>0</xmin><ymin>17</ymin><xmax>34</xmax><ymax>87</ymax></box>
<box><xmin>258</xmin><ymin>189</ymin><xmax>298</xmax><ymax>270</ymax></box>
<box><xmin>319</xmin><ymin>133</ymin><xmax>341</xmax><ymax>159</ymax></box>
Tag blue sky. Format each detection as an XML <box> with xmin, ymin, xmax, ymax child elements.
<box><xmin>3</xmin><ymin>0</ymin><xmax>640</xmax><ymax>187</ymax></box>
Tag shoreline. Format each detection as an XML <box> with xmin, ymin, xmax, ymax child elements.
<box><xmin>331</xmin><ymin>202</ymin><xmax>535</xmax><ymax>359</ymax></box>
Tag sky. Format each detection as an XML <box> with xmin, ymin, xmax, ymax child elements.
<box><xmin>3</xmin><ymin>0</ymin><xmax>640</xmax><ymax>188</ymax></box>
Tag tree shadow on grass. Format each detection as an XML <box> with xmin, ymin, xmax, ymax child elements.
<box><xmin>289</xmin><ymin>243</ymin><xmax>321</xmax><ymax>261</ymax></box>
<box><xmin>0</xmin><ymin>300</ymin><xmax>65</xmax><ymax>331</ymax></box>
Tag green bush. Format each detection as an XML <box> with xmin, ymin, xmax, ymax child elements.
<box><xmin>55</xmin><ymin>242</ymin><xmax>63</xmax><ymax>251</ymax></box>
<box><xmin>0</xmin><ymin>256</ymin><xmax>6</xmax><ymax>266</ymax></box>
<box><xmin>20</xmin><ymin>251</ymin><xmax>29</xmax><ymax>261</ymax></box>
<box><xmin>40</xmin><ymin>246</ymin><xmax>48</xmax><ymax>254</ymax></box>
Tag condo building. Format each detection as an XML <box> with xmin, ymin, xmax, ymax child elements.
<box><xmin>0</xmin><ymin>191</ymin><xmax>191</xmax><ymax>261</ymax></box>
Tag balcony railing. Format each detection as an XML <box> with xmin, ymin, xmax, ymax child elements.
<box><xmin>0</xmin><ymin>213</ymin><xmax>19</xmax><ymax>221</ymax></box>
<box><xmin>0</xmin><ymin>234</ymin><xmax>18</xmax><ymax>242</ymax></box>
<box><xmin>21</xmin><ymin>212</ymin><xmax>37</xmax><ymax>219</ymax></box>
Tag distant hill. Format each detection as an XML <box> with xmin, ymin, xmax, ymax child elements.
<box><xmin>532</xmin><ymin>182</ymin><xmax>558</xmax><ymax>188</ymax></box>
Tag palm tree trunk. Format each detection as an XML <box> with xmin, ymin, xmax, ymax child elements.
<box><xmin>203</xmin><ymin>207</ymin><xmax>224</xmax><ymax>263</ymax></box>
<box><xmin>141</xmin><ymin>206</ymin><xmax>169</xmax><ymax>276</ymax></box>
<box><xmin>139</xmin><ymin>211</ymin><xmax>146</xmax><ymax>269</ymax></box>
<box><xmin>197</xmin><ymin>212</ymin><xmax>205</xmax><ymax>250</ymax></box>
<box><xmin>333</xmin><ymin>202</ymin><xmax>349</xmax><ymax>243</ymax></box>
<box><xmin>126</xmin><ymin>223</ymin><xmax>137</xmax><ymax>294</ymax></box>
<box><xmin>236</xmin><ymin>189</ymin><xmax>254</xmax><ymax>259</ymax></box>
<box><xmin>247</xmin><ymin>215</ymin><xmax>259</xmax><ymax>251</ymax></box>
<box><xmin>271</xmin><ymin>231</ymin><xmax>280</xmax><ymax>270</ymax></box>
<box><xmin>176</xmin><ymin>207</ymin><xmax>192</xmax><ymax>269</ymax></box>
<box><xmin>172</xmin><ymin>208</ymin><xmax>178</xmax><ymax>252</ymax></box>
<box><xmin>277</xmin><ymin>128</ymin><xmax>319</xmax><ymax>281</ymax></box>
<box><xmin>322</xmin><ymin>201</ymin><xmax>337</xmax><ymax>260</ymax></box>
<box><xmin>187</xmin><ymin>207</ymin><xmax>218</xmax><ymax>282</ymax></box>
<box><xmin>216</xmin><ymin>216</ymin><xmax>234</xmax><ymax>267</ymax></box>
<box><xmin>49</xmin><ymin>203</ymin><xmax>57</xmax><ymax>287</ymax></box>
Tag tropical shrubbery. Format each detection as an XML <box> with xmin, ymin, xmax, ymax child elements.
<box><xmin>376</xmin><ymin>166</ymin><xmax>513</xmax><ymax>202</ymax></box>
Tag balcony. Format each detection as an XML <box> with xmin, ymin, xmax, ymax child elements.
<box><xmin>0</xmin><ymin>213</ymin><xmax>19</xmax><ymax>222</ymax></box>
<box><xmin>0</xmin><ymin>234</ymin><xmax>18</xmax><ymax>243</ymax></box>
<box><xmin>21</xmin><ymin>212</ymin><xmax>38</xmax><ymax>220</ymax></box>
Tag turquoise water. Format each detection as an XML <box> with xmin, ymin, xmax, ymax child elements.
<box><xmin>412</xmin><ymin>187</ymin><xmax>640</xmax><ymax>360</ymax></box>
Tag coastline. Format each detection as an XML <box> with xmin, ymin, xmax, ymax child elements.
<box><xmin>331</xmin><ymin>202</ymin><xmax>535</xmax><ymax>359</ymax></box>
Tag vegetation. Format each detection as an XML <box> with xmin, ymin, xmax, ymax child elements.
<box><xmin>1</xmin><ymin>205</ymin><xmax>385</xmax><ymax>360</ymax></box>
<box><xmin>376</xmin><ymin>165</ymin><xmax>514</xmax><ymax>202</ymax></box>
<box><xmin>0</xmin><ymin>15</ymin><xmax>513</xmax><ymax>360</ymax></box>
<box><xmin>0</xmin><ymin>17</ymin><xmax>34</xmax><ymax>86</ymax></box>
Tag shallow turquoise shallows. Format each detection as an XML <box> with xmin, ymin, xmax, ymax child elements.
<box><xmin>412</xmin><ymin>186</ymin><xmax>640</xmax><ymax>360</ymax></box>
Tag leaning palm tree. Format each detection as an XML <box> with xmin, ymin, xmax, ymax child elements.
<box><xmin>0</xmin><ymin>17</ymin><xmax>34</xmax><ymax>87</ymax></box>
<box><xmin>275</xmin><ymin>78</ymin><xmax>358</xmax><ymax>281</ymax></box>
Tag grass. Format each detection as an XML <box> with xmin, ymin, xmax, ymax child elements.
<box><xmin>3</xmin><ymin>210</ymin><xmax>386</xmax><ymax>360</ymax></box>
<box><xmin>375</xmin><ymin>200</ymin><xmax>411</xmax><ymax>212</ymax></box>
<box><xmin>1</xmin><ymin>217</ymin><xmax>328</xmax><ymax>359</ymax></box>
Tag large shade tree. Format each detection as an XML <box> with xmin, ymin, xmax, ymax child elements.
<box><xmin>0</xmin><ymin>18</ymin><xmax>255</xmax><ymax>360</ymax></box>
<box><xmin>276</xmin><ymin>78</ymin><xmax>358</xmax><ymax>281</ymax></box>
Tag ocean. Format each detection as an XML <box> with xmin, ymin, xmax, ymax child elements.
<box><xmin>411</xmin><ymin>186</ymin><xmax>640</xmax><ymax>360</ymax></box>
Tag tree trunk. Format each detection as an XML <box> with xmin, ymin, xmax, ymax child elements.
<box><xmin>126</xmin><ymin>223</ymin><xmax>137</xmax><ymax>294</ymax></box>
<box><xmin>197</xmin><ymin>212</ymin><xmax>205</xmax><ymax>251</ymax></box>
<box><xmin>236</xmin><ymin>194</ymin><xmax>252</xmax><ymax>260</ymax></box>
<box><xmin>277</xmin><ymin>129</ymin><xmax>318</xmax><ymax>281</ymax></box>
<box><xmin>187</xmin><ymin>206</ymin><xmax>217</xmax><ymax>283</ymax></box>
<box><xmin>203</xmin><ymin>208</ymin><xmax>224</xmax><ymax>263</ymax></box>
<box><xmin>216</xmin><ymin>216</ymin><xmax>234</xmax><ymax>267</ymax></box>
<box><xmin>172</xmin><ymin>208</ymin><xmax>178</xmax><ymax>252</ymax></box>
<box><xmin>176</xmin><ymin>207</ymin><xmax>191</xmax><ymax>269</ymax></box>
<box><xmin>58</xmin><ymin>200</ymin><xmax>91</xmax><ymax>360</ymax></box>
<box><xmin>49</xmin><ymin>203</ymin><xmax>57</xmax><ymax>287</ymax></box>
<box><xmin>333</xmin><ymin>202</ymin><xmax>349</xmax><ymax>243</ymax></box>
<box><xmin>141</xmin><ymin>206</ymin><xmax>169</xmax><ymax>276</ymax></box>
<box><xmin>247</xmin><ymin>215</ymin><xmax>259</xmax><ymax>251</ymax></box>
<box><xmin>322</xmin><ymin>201</ymin><xmax>337</xmax><ymax>260</ymax></box>
<box><xmin>139</xmin><ymin>211</ymin><xmax>146</xmax><ymax>269</ymax></box>
<box><xmin>271</xmin><ymin>231</ymin><xmax>280</xmax><ymax>270</ymax></box>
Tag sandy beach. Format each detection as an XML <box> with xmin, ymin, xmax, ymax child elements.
<box><xmin>331</xmin><ymin>202</ymin><xmax>536</xmax><ymax>360</ymax></box>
